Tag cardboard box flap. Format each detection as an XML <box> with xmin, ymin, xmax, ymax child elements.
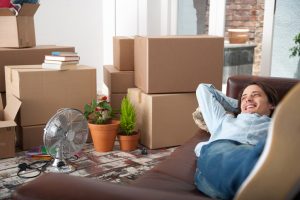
<box><xmin>4</xmin><ymin>95</ymin><xmax>21</xmax><ymax>121</ymax></box>
<box><xmin>18</xmin><ymin>3</ymin><xmax>39</xmax><ymax>16</ymax></box>
<box><xmin>0</xmin><ymin>8</ymin><xmax>15</xmax><ymax>16</ymax></box>
<box><xmin>0</xmin><ymin>120</ymin><xmax>16</xmax><ymax>128</ymax></box>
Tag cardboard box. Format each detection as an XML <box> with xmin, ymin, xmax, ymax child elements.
<box><xmin>16</xmin><ymin>124</ymin><xmax>45</xmax><ymax>150</ymax></box>
<box><xmin>5</xmin><ymin>65</ymin><xmax>97</xmax><ymax>126</ymax></box>
<box><xmin>110</xmin><ymin>93</ymin><xmax>127</xmax><ymax>112</ymax></box>
<box><xmin>103</xmin><ymin>65</ymin><xmax>135</xmax><ymax>93</ymax></box>
<box><xmin>0</xmin><ymin>95</ymin><xmax>21</xmax><ymax>159</ymax></box>
<box><xmin>0</xmin><ymin>45</ymin><xmax>75</xmax><ymax>92</ymax></box>
<box><xmin>127</xmin><ymin>88</ymin><xmax>198</xmax><ymax>149</ymax></box>
<box><xmin>113</xmin><ymin>36</ymin><xmax>134</xmax><ymax>71</ymax></box>
<box><xmin>0</xmin><ymin>3</ymin><xmax>39</xmax><ymax>48</ymax></box>
<box><xmin>134</xmin><ymin>35</ymin><xmax>224</xmax><ymax>93</ymax></box>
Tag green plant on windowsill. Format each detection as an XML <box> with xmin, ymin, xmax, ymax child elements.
<box><xmin>289</xmin><ymin>33</ymin><xmax>300</xmax><ymax>58</ymax></box>
<box><xmin>119</xmin><ymin>96</ymin><xmax>136</xmax><ymax>135</ymax></box>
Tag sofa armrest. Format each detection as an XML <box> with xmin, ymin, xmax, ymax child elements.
<box><xmin>226</xmin><ymin>75</ymin><xmax>300</xmax><ymax>101</ymax></box>
<box><xmin>12</xmin><ymin>173</ymin><xmax>205</xmax><ymax>200</ymax></box>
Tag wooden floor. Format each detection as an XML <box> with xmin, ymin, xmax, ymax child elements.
<box><xmin>0</xmin><ymin>143</ymin><xmax>176</xmax><ymax>200</ymax></box>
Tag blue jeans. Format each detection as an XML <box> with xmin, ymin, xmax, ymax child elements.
<box><xmin>194</xmin><ymin>139</ymin><xmax>265</xmax><ymax>200</ymax></box>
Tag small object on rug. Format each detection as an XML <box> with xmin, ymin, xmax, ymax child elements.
<box><xmin>141</xmin><ymin>147</ymin><xmax>148</xmax><ymax>155</ymax></box>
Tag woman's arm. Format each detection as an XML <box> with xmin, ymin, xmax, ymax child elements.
<box><xmin>196</xmin><ymin>84</ymin><xmax>239</xmax><ymax>134</ymax></box>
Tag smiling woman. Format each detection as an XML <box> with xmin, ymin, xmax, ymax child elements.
<box><xmin>194</xmin><ymin>82</ymin><xmax>279</xmax><ymax>199</ymax></box>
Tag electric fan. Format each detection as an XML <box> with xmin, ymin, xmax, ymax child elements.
<box><xmin>43</xmin><ymin>108</ymin><xmax>88</xmax><ymax>173</ymax></box>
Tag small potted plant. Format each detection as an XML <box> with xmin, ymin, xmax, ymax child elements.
<box><xmin>84</xmin><ymin>96</ymin><xmax>120</xmax><ymax>152</ymax></box>
<box><xmin>118</xmin><ymin>96</ymin><xmax>139</xmax><ymax>151</ymax></box>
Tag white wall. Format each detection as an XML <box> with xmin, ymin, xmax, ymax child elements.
<box><xmin>34</xmin><ymin>0</ymin><xmax>178</xmax><ymax>94</ymax></box>
<box><xmin>35</xmin><ymin>0</ymin><xmax>103</xmax><ymax>92</ymax></box>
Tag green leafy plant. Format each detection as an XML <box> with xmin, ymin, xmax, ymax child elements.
<box><xmin>290</xmin><ymin>33</ymin><xmax>300</xmax><ymax>58</ymax></box>
<box><xmin>119</xmin><ymin>96</ymin><xmax>136</xmax><ymax>135</ymax></box>
<box><xmin>84</xmin><ymin>96</ymin><xmax>113</xmax><ymax>124</ymax></box>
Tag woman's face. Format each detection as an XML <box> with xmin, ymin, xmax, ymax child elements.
<box><xmin>240</xmin><ymin>84</ymin><xmax>273</xmax><ymax>116</ymax></box>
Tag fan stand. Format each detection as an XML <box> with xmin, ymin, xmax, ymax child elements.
<box><xmin>47</xmin><ymin>148</ymin><xmax>75</xmax><ymax>173</ymax></box>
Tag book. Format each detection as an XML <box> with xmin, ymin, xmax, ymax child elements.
<box><xmin>26</xmin><ymin>146</ymin><xmax>52</xmax><ymax>161</ymax></box>
<box><xmin>42</xmin><ymin>62</ymin><xmax>78</xmax><ymax>70</ymax></box>
<box><xmin>45</xmin><ymin>55</ymin><xmax>80</xmax><ymax>61</ymax></box>
<box><xmin>51</xmin><ymin>51</ymin><xmax>78</xmax><ymax>56</ymax></box>
<box><xmin>44</xmin><ymin>60</ymin><xmax>79</xmax><ymax>65</ymax></box>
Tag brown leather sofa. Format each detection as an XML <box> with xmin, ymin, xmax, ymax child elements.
<box><xmin>13</xmin><ymin>75</ymin><xmax>300</xmax><ymax>200</ymax></box>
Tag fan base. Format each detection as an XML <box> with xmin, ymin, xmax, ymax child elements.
<box><xmin>47</xmin><ymin>165</ymin><xmax>76</xmax><ymax>173</ymax></box>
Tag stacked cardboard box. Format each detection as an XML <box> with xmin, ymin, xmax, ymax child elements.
<box><xmin>0</xmin><ymin>46</ymin><xmax>76</xmax><ymax>153</ymax></box>
<box><xmin>0</xmin><ymin>3</ymin><xmax>95</xmax><ymax>156</ymax></box>
<box><xmin>103</xmin><ymin>36</ymin><xmax>135</xmax><ymax>112</ymax></box>
<box><xmin>0</xmin><ymin>45</ymin><xmax>76</xmax><ymax>92</ymax></box>
<box><xmin>5</xmin><ymin>65</ymin><xmax>97</xmax><ymax>150</ymax></box>
<box><xmin>128</xmin><ymin>35</ymin><xmax>224</xmax><ymax>149</ymax></box>
<box><xmin>0</xmin><ymin>3</ymin><xmax>39</xmax><ymax>48</ymax></box>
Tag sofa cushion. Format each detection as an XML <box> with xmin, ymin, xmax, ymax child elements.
<box><xmin>133</xmin><ymin>130</ymin><xmax>210</xmax><ymax>195</ymax></box>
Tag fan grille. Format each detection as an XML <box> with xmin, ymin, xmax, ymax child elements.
<box><xmin>44</xmin><ymin>108</ymin><xmax>88</xmax><ymax>159</ymax></box>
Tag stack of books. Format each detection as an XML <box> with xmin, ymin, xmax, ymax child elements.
<box><xmin>42</xmin><ymin>51</ymin><xmax>80</xmax><ymax>70</ymax></box>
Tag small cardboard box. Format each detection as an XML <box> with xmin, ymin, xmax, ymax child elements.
<box><xmin>134</xmin><ymin>35</ymin><xmax>224</xmax><ymax>94</ymax></box>
<box><xmin>0</xmin><ymin>95</ymin><xmax>21</xmax><ymax>159</ymax></box>
<box><xmin>103</xmin><ymin>65</ymin><xmax>135</xmax><ymax>93</ymax></box>
<box><xmin>5</xmin><ymin>65</ymin><xmax>97</xmax><ymax>126</ymax></box>
<box><xmin>113</xmin><ymin>36</ymin><xmax>134</xmax><ymax>71</ymax></box>
<box><xmin>0</xmin><ymin>45</ymin><xmax>75</xmax><ymax>92</ymax></box>
<box><xmin>127</xmin><ymin>88</ymin><xmax>198</xmax><ymax>149</ymax></box>
<box><xmin>0</xmin><ymin>3</ymin><xmax>39</xmax><ymax>48</ymax></box>
<box><xmin>16</xmin><ymin>124</ymin><xmax>44</xmax><ymax>150</ymax></box>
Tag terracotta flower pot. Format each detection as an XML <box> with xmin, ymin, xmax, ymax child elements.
<box><xmin>118</xmin><ymin>131</ymin><xmax>140</xmax><ymax>152</ymax></box>
<box><xmin>88</xmin><ymin>120</ymin><xmax>120</xmax><ymax>152</ymax></box>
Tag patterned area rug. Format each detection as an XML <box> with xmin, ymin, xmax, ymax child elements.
<box><xmin>0</xmin><ymin>143</ymin><xmax>176</xmax><ymax>200</ymax></box>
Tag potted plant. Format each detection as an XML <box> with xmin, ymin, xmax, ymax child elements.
<box><xmin>84</xmin><ymin>96</ymin><xmax>120</xmax><ymax>152</ymax></box>
<box><xmin>289</xmin><ymin>32</ymin><xmax>300</xmax><ymax>78</ymax></box>
<box><xmin>118</xmin><ymin>96</ymin><xmax>139</xmax><ymax>151</ymax></box>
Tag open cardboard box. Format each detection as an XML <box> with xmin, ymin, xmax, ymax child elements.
<box><xmin>0</xmin><ymin>3</ymin><xmax>39</xmax><ymax>47</ymax></box>
<box><xmin>0</xmin><ymin>95</ymin><xmax>21</xmax><ymax>159</ymax></box>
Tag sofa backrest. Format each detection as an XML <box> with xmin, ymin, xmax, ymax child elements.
<box><xmin>226</xmin><ymin>75</ymin><xmax>300</xmax><ymax>102</ymax></box>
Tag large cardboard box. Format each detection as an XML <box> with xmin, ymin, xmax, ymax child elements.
<box><xmin>127</xmin><ymin>88</ymin><xmax>198</xmax><ymax>149</ymax></box>
<box><xmin>103</xmin><ymin>65</ymin><xmax>135</xmax><ymax>93</ymax></box>
<box><xmin>5</xmin><ymin>65</ymin><xmax>97</xmax><ymax>126</ymax></box>
<box><xmin>0</xmin><ymin>45</ymin><xmax>75</xmax><ymax>92</ymax></box>
<box><xmin>113</xmin><ymin>36</ymin><xmax>134</xmax><ymax>71</ymax></box>
<box><xmin>0</xmin><ymin>95</ymin><xmax>21</xmax><ymax>159</ymax></box>
<box><xmin>0</xmin><ymin>3</ymin><xmax>39</xmax><ymax>48</ymax></box>
<box><xmin>16</xmin><ymin>124</ymin><xmax>45</xmax><ymax>150</ymax></box>
<box><xmin>134</xmin><ymin>35</ymin><xmax>224</xmax><ymax>93</ymax></box>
